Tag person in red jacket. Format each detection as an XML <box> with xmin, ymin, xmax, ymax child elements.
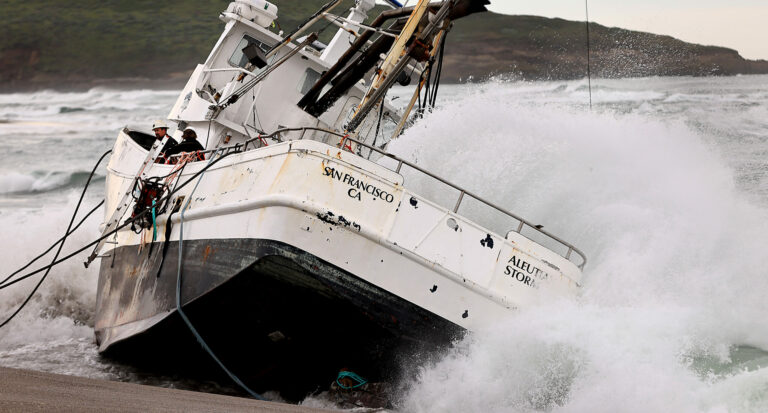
<box><xmin>164</xmin><ymin>129</ymin><xmax>205</xmax><ymax>164</ymax></box>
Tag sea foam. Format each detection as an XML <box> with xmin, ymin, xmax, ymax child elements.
<box><xmin>389</xmin><ymin>79</ymin><xmax>768</xmax><ymax>412</ymax></box>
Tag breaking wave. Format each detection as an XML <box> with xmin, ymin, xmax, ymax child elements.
<box><xmin>0</xmin><ymin>87</ymin><xmax>179</xmax><ymax>385</ymax></box>
<box><xmin>1</xmin><ymin>77</ymin><xmax>768</xmax><ymax>411</ymax></box>
<box><xmin>0</xmin><ymin>193</ymin><xmax>101</xmax><ymax>370</ymax></box>
<box><xmin>388</xmin><ymin>77</ymin><xmax>768</xmax><ymax>412</ymax></box>
<box><xmin>0</xmin><ymin>171</ymin><xmax>104</xmax><ymax>195</ymax></box>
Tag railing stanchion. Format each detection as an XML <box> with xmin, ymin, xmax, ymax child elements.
<box><xmin>396</xmin><ymin>160</ymin><xmax>403</xmax><ymax>173</ymax></box>
<box><xmin>453</xmin><ymin>191</ymin><xmax>465</xmax><ymax>213</ymax></box>
<box><xmin>516</xmin><ymin>221</ymin><xmax>524</xmax><ymax>233</ymax></box>
<box><xmin>566</xmin><ymin>247</ymin><xmax>572</xmax><ymax>260</ymax></box>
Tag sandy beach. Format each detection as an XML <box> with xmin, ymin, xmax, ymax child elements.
<box><xmin>0</xmin><ymin>367</ymin><xmax>336</xmax><ymax>412</ymax></box>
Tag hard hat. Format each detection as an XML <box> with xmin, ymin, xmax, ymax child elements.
<box><xmin>152</xmin><ymin>119</ymin><xmax>168</xmax><ymax>130</ymax></box>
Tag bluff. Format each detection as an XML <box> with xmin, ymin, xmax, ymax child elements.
<box><xmin>444</xmin><ymin>12</ymin><xmax>768</xmax><ymax>82</ymax></box>
<box><xmin>1</xmin><ymin>0</ymin><xmax>767</xmax><ymax>91</ymax></box>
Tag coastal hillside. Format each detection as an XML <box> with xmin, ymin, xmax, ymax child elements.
<box><xmin>2</xmin><ymin>0</ymin><xmax>767</xmax><ymax>91</ymax></box>
<box><xmin>445</xmin><ymin>12</ymin><xmax>768</xmax><ymax>82</ymax></box>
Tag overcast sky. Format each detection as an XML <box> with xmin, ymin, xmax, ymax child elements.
<box><xmin>485</xmin><ymin>0</ymin><xmax>768</xmax><ymax>60</ymax></box>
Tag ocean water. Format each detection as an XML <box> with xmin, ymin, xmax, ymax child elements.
<box><xmin>1</xmin><ymin>76</ymin><xmax>767</xmax><ymax>411</ymax></box>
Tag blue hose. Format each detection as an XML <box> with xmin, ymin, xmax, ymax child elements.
<box><xmin>151</xmin><ymin>199</ymin><xmax>157</xmax><ymax>241</ymax></box>
<box><xmin>336</xmin><ymin>371</ymin><xmax>368</xmax><ymax>390</ymax></box>
<box><xmin>175</xmin><ymin>150</ymin><xmax>266</xmax><ymax>401</ymax></box>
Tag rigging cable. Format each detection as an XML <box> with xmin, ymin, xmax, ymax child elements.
<box><xmin>428</xmin><ymin>31</ymin><xmax>447</xmax><ymax>108</ymax></box>
<box><xmin>175</xmin><ymin>149</ymin><xmax>267</xmax><ymax>401</ymax></box>
<box><xmin>0</xmin><ymin>127</ymin><xmax>376</xmax><ymax>294</ymax></box>
<box><xmin>0</xmin><ymin>149</ymin><xmax>111</xmax><ymax>328</ymax></box>
<box><xmin>0</xmin><ymin>200</ymin><xmax>103</xmax><ymax>288</ymax></box>
<box><xmin>0</xmin><ymin>145</ymin><xmax>265</xmax><ymax>398</ymax></box>
<box><xmin>0</xmin><ymin>149</ymin><xmax>243</xmax><ymax>292</ymax></box>
<box><xmin>370</xmin><ymin>91</ymin><xmax>387</xmax><ymax>157</ymax></box>
<box><xmin>585</xmin><ymin>0</ymin><xmax>593</xmax><ymax>110</ymax></box>
<box><xmin>417</xmin><ymin>63</ymin><xmax>431</xmax><ymax>117</ymax></box>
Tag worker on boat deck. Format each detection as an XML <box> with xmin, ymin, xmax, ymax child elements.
<box><xmin>152</xmin><ymin>119</ymin><xmax>177</xmax><ymax>164</ymax></box>
<box><xmin>164</xmin><ymin>128</ymin><xmax>206</xmax><ymax>164</ymax></box>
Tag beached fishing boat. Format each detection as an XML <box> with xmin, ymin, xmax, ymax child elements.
<box><xmin>87</xmin><ymin>0</ymin><xmax>586</xmax><ymax>398</ymax></box>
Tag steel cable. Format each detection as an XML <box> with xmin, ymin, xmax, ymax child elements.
<box><xmin>0</xmin><ymin>149</ymin><xmax>242</xmax><ymax>293</ymax></box>
<box><xmin>0</xmin><ymin>149</ymin><xmax>111</xmax><ymax>328</ymax></box>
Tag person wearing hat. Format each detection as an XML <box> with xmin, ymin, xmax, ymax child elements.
<box><xmin>152</xmin><ymin>119</ymin><xmax>178</xmax><ymax>164</ymax></box>
<box><xmin>164</xmin><ymin>128</ymin><xmax>206</xmax><ymax>163</ymax></box>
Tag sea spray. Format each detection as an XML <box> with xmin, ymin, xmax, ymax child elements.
<box><xmin>389</xmin><ymin>79</ymin><xmax>768</xmax><ymax>412</ymax></box>
<box><xmin>0</xmin><ymin>195</ymin><xmax>101</xmax><ymax>334</ymax></box>
<box><xmin>0</xmin><ymin>79</ymin><xmax>767</xmax><ymax>410</ymax></box>
<box><xmin>0</xmin><ymin>194</ymin><xmax>103</xmax><ymax>379</ymax></box>
<box><xmin>0</xmin><ymin>170</ymin><xmax>105</xmax><ymax>195</ymax></box>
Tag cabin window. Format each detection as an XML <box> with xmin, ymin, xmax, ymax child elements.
<box><xmin>297</xmin><ymin>68</ymin><xmax>322</xmax><ymax>95</ymax></box>
<box><xmin>229</xmin><ymin>34</ymin><xmax>271</xmax><ymax>69</ymax></box>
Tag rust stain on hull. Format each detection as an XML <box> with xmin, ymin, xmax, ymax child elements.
<box><xmin>202</xmin><ymin>245</ymin><xmax>215</xmax><ymax>264</ymax></box>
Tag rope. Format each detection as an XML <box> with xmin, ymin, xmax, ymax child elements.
<box><xmin>151</xmin><ymin>199</ymin><xmax>157</xmax><ymax>242</ymax></box>
<box><xmin>428</xmin><ymin>31</ymin><xmax>447</xmax><ymax>108</ymax></box>
<box><xmin>336</xmin><ymin>371</ymin><xmax>368</xmax><ymax>390</ymax></box>
<box><xmin>154</xmin><ymin>199</ymin><xmax>182</xmax><ymax>278</ymax></box>
<box><xmin>0</xmin><ymin>200</ymin><xmax>103</xmax><ymax>288</ymax></box>
<box><xmin>175</xmin><ymin>149</ymin><xmax>267</xmax><ymax>401</ymax></box>
<box><xmin>0</xmin><ymin>149</ymin><xmax>111</xmax><ymax>328</ymax></box>
<box><xmin>0</xmin><ymin>149</ymin><xmax>242</xmax><ymax>292</ymax></box>
<box><xmin>369</xmin><ymin>92</ymin><xmax>387</xmax><ymax>157</ymax></box>
<box><xmin>337</xmin><ymin>134</ymin><xmax>352</xmax><ymax>151</ymax></box>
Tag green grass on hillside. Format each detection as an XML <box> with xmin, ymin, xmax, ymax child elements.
<box><xmin>0</xmin><ymin>0</ymin><xmax>362</xmax><ymax>82</ymax></box>
<box><xmin>1</xmin><ymin>0</ymin><xmax>765</xmax><ymax>88</ymax></box>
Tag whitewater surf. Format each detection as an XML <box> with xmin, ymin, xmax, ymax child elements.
<box><xmin>1</xmin><ymin>76</ymin><xmax>767</xmax><ymax>411</ymax></box>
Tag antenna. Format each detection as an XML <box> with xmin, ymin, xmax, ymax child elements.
<box><xmin>585</xmin><ymin>0</ymin><xmax>593</xmax><ymax>109</ymax></box>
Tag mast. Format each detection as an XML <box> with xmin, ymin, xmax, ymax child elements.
<box><xmin>345</xmin><ymin>0</ymin><xmax>433</xmax><ymax>133</ymax></box>
<box><xmin>345</xmin><ymin>0</ymin><xmax>489</xmax><ymax>134</ymax></box>
<box><xmin>390</xmin><ymin>29</ymin><xmax>447</xmax><ymax>140</ymax></box>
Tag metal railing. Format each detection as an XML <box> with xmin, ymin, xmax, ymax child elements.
<box><xmin>164</xmin><ymin>127</ymin><xmax>587</xmax><ymax>269</ymax></box>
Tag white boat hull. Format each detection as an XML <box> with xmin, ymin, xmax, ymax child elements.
<box><xmin>95</xmin><ymin>129</ymin><xmax>582</xmax><ymax>393</ymax></box>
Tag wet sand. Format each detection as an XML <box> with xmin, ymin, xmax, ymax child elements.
<box><xmin>0</xmin><ymin>367</ymin><xmax>336</xmax><ymax>412</ymax></box>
